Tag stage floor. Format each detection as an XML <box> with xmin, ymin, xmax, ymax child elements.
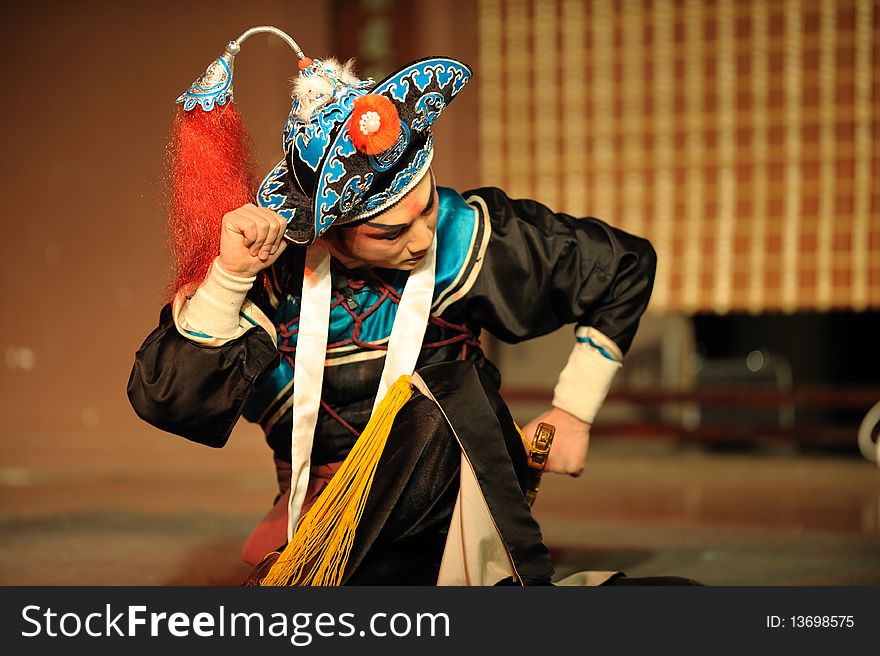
<box><xmin>1</xmin><ymin>425</ymin><xmax>878</xmax><ymax>585</ymax></box>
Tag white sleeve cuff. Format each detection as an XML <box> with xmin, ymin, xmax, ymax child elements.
<box><xmin>172</xmin><ymin>258</ymin><xmax>278</xmax><ymax>347</ymax></box>
<box><xmin>179</xmin><ymin>258</ymin><xmax>256</xmax><ymax>338</ymax></box>
<box><xmin>551</xmin><ymin>327</ymin><xmax>624</xmax><ymax>424</ymax></box>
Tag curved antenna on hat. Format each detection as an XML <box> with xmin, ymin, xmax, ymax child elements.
<box><xmin>177</xmin><ymin>26</ymin><xmax>309</xmax><ymax>112</ymax></box>
<box><xmin>229</xmin><ymin>25</ymin><xmax>306</xmax><ymax>61</ymax></box>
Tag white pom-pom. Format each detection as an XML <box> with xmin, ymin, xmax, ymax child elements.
<box><xmin>290</xmin><ymin>57</ymin><xmax>363</xmax><ymax>120</ymax></box>
<box><xmin>328</xmin><ymin>57</ymin><xmax>362</xmax><ymax>87</ymax></box>
<box><xmin>291</xmin><ymin>74</ymin><xmax>334</xmax><ymax>120</ymax></box>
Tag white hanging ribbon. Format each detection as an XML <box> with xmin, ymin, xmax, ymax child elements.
<box><xmin>287</xmin><ymin>242</ymin><xmax>332</xmax><ymax>540</ymax></box>
<box><xmin>286</xmin><ymin>234</ymin><xmax>438</xmax><ymax>539</ymax></box>
<box><xmin>371</xmin><ymin>234</ymin><xmax>437</xmax><ymax>415</ymax></box>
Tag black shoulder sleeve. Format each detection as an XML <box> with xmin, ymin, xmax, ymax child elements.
<box><xmin>459</xmin><ymin>187</ymin><xmax>656</xmax><ymax>355</ymax></box>
<box><xmin>126</xmin><ymin>302</ymin><xmax>280</xmax><ymax>448</ymax></box>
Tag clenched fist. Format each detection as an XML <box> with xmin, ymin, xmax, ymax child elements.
<box><xmin>520</xmin><ymin>406</ymin><xmax>591</xmax><ymax>477</ymax></box>
<box><xmin>218</xmin><ymin>203</ymin><xmax>289</xmax><ymax>277</ymax></box>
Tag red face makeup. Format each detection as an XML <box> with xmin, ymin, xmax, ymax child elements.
<box><xmin>323</xmin><ymin>170</ymin><xmax>438</xmax><ymax>271</ymax></box>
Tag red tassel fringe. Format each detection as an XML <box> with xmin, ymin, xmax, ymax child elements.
<box><xmin>165</xmin><ymin>103</ymin><xmax>257</xmax><ymax>298</ymax></box>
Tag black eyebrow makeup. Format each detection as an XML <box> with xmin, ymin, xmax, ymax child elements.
<box><xmin>365</xmin><ymin>171</ymin><xmax>436</xmax><ymax>232</ymax></box>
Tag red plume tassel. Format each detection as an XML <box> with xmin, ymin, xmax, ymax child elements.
<box><xmin>165</xmin><ymin>103</ymin><xmax>257</xmax><ymax>298</ymax></box>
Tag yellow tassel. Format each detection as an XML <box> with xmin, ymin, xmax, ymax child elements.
<box><xmin>260</xmin><ymin>375</ymin><xmax>413</xmax><ymax>586</ymax></box>
<box><xmin>514</xmin><ymin>421</ymin><xmax>526</xmax><ymax>446</ymax></box>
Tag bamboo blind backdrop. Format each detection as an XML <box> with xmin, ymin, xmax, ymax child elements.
<box><xmin>477</xmin><ymin>0</ymin><xmax>879</xmax><ymax>314</ymax></box>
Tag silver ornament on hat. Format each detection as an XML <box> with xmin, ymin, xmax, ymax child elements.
<box><xmin>176</xmin><ymin>25</ymin><xmax>305</xmax><ymax>112</ymax></box>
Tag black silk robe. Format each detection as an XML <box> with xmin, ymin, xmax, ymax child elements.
<box><xmin>128</xmin><ymin>187</ymin><xmax>656</xmax><ymax>458</ymax></box>
<box><xmin>127</xmin><ymin>187</ymin><xmax>657</xmax><ymax>584</ymax></box>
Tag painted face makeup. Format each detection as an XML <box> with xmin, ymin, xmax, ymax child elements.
<box><xmin>323</xmin><ymin>170</ymin><xmax>438</xmax><ymax>271</ymax></box>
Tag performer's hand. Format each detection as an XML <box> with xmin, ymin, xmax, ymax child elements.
<box><xmin>219</xmin><ymin>203</ymin><xmax>289</xmax><ymax>277</ymax></box>
<box><xmin>520</xmin><ymin>407</ymin><xmax>591</xmax><ymax>477</ymax></box>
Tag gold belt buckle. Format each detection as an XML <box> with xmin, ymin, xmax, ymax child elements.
<box><xmin>524</xmin><ymin>422</ymin><xmax>555</xmax><ymax>507</ymax></box>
